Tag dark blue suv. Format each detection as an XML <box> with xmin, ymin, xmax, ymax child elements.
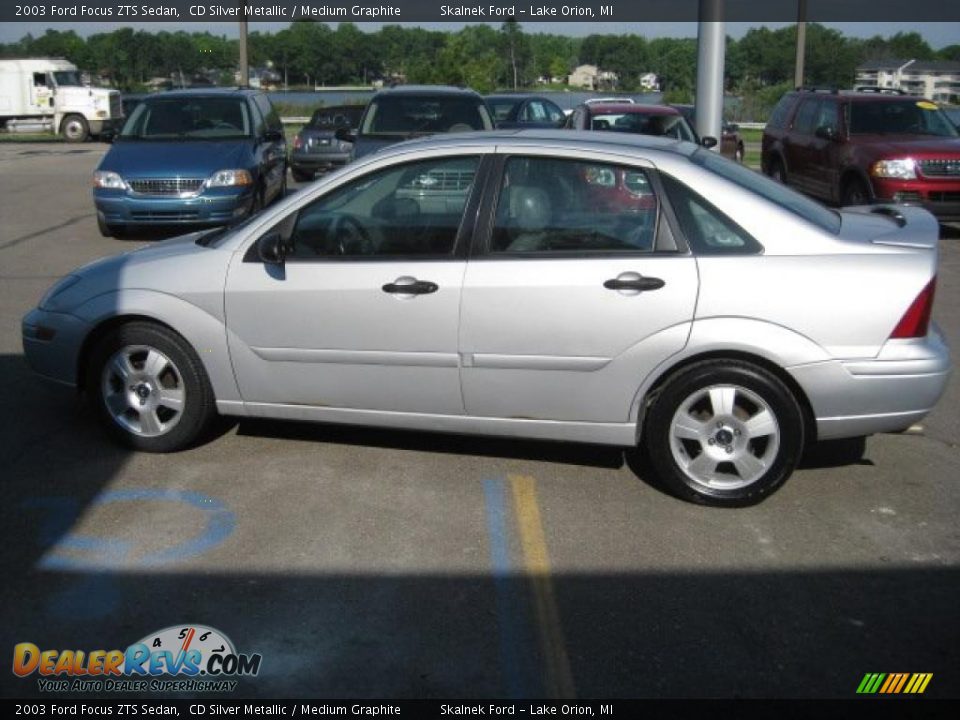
<box><xmin>93</xmin><ymin>89</ymin><xmax>287</xmax><ymax>237</ymax></box>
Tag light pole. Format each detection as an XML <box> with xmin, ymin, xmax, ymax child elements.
<box><xmin>794</xmin><ymin>0</ymin><xmax>807</xmax><ymax>88</ymax></box>
<box><xmin>238</xmin><ymin>3</ymin><xmax>249</xmax><ymax>88</ymax></box>
<box><xmin>695</xmin><ymin>0</ymin><xmax>725</xmax><ymax>147</ymax></box>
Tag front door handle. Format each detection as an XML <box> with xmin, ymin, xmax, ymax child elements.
<box><xmin>382</xmin><ymin>277</ymin><xmax>438</xmax><ymax>295</ymax></box>
<box><xmin>604</xmin><ymin>273</ymin><xmax>665</xmax><ymax>293</ymax></box>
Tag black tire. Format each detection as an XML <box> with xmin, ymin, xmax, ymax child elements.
<box><xmin>841</xmin><ymin>177</ymin><xmax>871</xmax><ymax>206</ymax></box>
<box><xmin>248</xmin><ymin>185</ymin><xmax>264</xmax><ymax>218</ymax></box>
<box><xmin>767</xmin><ymin>156</ymin><xmax>786</xmax><ymax>183</ymax></box>
<box><xmin>643</xmin><ymin>359</ymin><xmax>805</xmax><ymax>507</ymax></box>
<box><xmin>61</xmin><ymin>114</ymin><xmax>89</xmax><ymax>143</ymax></box>
<box><xmin>96</xmin><ymin>212</ymin><xmax>122</xmax><ymax>238</ymax></box>
<box><xmin>86</xmin><ymin>322</ymin><xmax>217</xmax><ymax>452</ymax></box>
<box><xmin>291</xmin><ymin>168</ymin><xmax>312</xmax><ymax>183</ymax></box>
<box><xmin>277</xmin><ymin>168</ymin><xmax>288</xmax><ymax>200</ymax></box>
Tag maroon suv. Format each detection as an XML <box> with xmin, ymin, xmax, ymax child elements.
<box><xmin>762</xmin><ymin>89</ymin><xmax>960</xmax><ymax>221</ymax></box>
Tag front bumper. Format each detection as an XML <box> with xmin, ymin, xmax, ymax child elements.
<box><xmin>789</xmin><ymin>325</ymin><xmax>951</xmax><ymax>440</ymax></box>
<box><xmin>94</xmin><ymin>187</ymin><xmax>255</xmax><ymax>227</ymax></box>
<box><xmin>873</xmin><ymin>177</ymin><xmax>960</xmax><ymax>222</ymax></box>
<box><xmin>22</xmin><ymin>308</ymin><xmax>92</xmax><ymax>388</ymax></box>
<box><xmin>89</xmin><ymin>118</ymin><xmax>122</xmax><ymax>136</ymax></box>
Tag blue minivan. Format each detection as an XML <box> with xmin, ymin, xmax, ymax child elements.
<box><xmin>93</xmin><ymin>89</ymin><xmax>287</xmax><ymax>237</ymax></box>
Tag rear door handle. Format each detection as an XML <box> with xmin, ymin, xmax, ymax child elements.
<box><xmin>382</xmin><ymin>277</ymin><xmax>438</xmax><ymax>295</ymax></box>
<box><xmin>604</xmin><ymin>274</ymin><xmax>665</xmax><ymax>292</ymax></box>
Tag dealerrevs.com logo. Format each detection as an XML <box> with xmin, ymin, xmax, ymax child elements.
<box><xmin>13</xmin><ymin>625</ymin><xmax>262</xmax><ymax>693</ymax></box>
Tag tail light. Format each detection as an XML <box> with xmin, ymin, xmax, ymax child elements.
<box><xmin>292</xmin><ymin>135</ymin><xmax>303</xmax><ymax>150</ymax></box>
<box><xmin>890</xmin><ymin>277</ymin><xmax>936</xmax><ymax>338</ymax></box>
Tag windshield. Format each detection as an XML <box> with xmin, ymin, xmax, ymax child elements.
<box><xmin>52</xmin><ymin>71</ymin><xmax>82</xmax><ymax>87</ymax></box>
<box><xmin>849</xmin><ymin>100</ymin><xmax>959</xmax><ymax>137</ymax></box>
<box><xmin>361</xmin><ymin>95</ymin><xmax>493</xmax><ymax>135</ymax></box>
<box><xmin>691</xmin><ymin>148</ymin><xmax>842</xmax><ymax>234</ymax></box>
<box><xmin>591</xmin><ymin>112</ymin><xmax>697</xmax><ymax>142</ymax></box>
<box><xmin>308</xmin><ymin>107</ymin><xmax>363</xmax><ymax>129</ymax></box>
<box><xmin>119</xmin><ymin>97</ymin><xmax>252</xmax><ymax>141</ymax></box>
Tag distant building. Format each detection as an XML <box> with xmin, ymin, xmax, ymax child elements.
<box><xmin>567</xmin><ymin>64</ymin><xmax>619</xmax><ymax>91</ymax></box>
<box><xmin>855</xmin><ymin>59</ymin><xmax>960</xmax><ymax>103</ymax></box>
<box><xmin>639</xmin><ymin>72</ymin><xmax>660</xmax><ymax>92</ymax></box>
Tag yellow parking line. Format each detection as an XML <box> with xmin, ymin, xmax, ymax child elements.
<box><xmin>509</xmin><ymin>474</ymin><xmax>576</xmax><ymax>699</ymax></box>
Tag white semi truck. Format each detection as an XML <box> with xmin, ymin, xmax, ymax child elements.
<box><xmin>0</xmin><ymin>58</ymin><xmax>122</xmax><ymax>142</ymax></box>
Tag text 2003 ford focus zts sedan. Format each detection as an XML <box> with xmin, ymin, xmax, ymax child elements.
<box><xmin>23</xmin><ymin>131</ymin><xmax>949</xmax><ymax>506</ymax></box>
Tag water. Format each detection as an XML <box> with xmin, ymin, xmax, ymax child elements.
<box><xmin>268</xmin><ymin>89</ymin><xmax>664</xmax><ymax>112</ymax></box>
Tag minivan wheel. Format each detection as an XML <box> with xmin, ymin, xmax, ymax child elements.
<box><xmin>87</xmin><ymin>322</ymin><xmax>217</xmax><ymax>452</ymax></box>
<box><xmin>644</xmin><ymin>360</ymin><xmax>804</xmax><ymax>507</ymax></box>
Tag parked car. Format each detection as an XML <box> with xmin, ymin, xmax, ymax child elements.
<box><xmin>671</xmin><ymin>104</ymin><xmax>745</xmax><ymax>162</ymax></box>
<box><xmin>584</xmin><ymin>97</ymin><xmax>636</xmax><ymax>105</ymax></box>
<box><xmin>564</xmin><ymin>103</ymin><xmax>699</xmax><ymax>144</ymax></box>
<box><xmin>484</xmin><ymin>94</ymin><xmax>566</xmax><ymax>129</ymax></box>
<box><xmin>762</xmin><ymin>88</ymin><xmax>960</xmax><ymax>220</ymax></box>
<box><xmin>289</xmin><ymin>104</ymin><xmax>365</xmax><ymax>181</ymax></box>
<box><xmin>24</xmin><ymin>130</ymin><xmax>948</xmax><ymax>506</ymax></box>
<box><xmin>93</xmin><ymin>89</ymin><xmax>287</xmax><ymax>237</ymax></box>
<box><xmin>340</xmin><ymin>85</ymin><xmax>494</xmax><ymax>161</ymax></box>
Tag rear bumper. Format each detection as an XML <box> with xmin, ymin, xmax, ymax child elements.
<box><xmin>788</xmin><ymin>325</ymin><xmax>951</xmax><ymax>440</ymax></box>
<box><xmin>94</xmin><ymin>187</ymin><xmax>254</xmax><ymax>227</ymax></box>
<box><xmin>289</xmin><ymin>151</ymin><xmax>350</xmax><ymax>175</ymax></box>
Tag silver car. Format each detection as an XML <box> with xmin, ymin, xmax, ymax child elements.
<box><xmin>22</xmin><ymin>131</ymin><xmax>949</xmax><ymax>506</ymax></box>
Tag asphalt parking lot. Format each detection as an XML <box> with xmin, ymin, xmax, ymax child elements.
<box><xmin>1</xmin><ymin>142</ymin><xmax>958</xmax><ymax>699</ymax></box>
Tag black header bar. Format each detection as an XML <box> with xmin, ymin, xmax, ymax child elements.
<box><xmin>3</xmin><ymin>0</ymin><xmax>960</xmax><ymax>24</ymax></box>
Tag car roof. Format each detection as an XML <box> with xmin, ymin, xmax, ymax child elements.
<box><xmin>585</xmin><ymin>104</ymin><xmax>681</xmax><ymax>115</ymax></box>
<box><xmin>139</xmin><ymin>87</ymin><xmax>260</xmax><ymax>100</ymax></box>
<box><xmin>373</xmin><ymin>85</ymin><xmax>483</xmax><ymax>98</ymax></box>
<box><xmin>373</xmin><ymin>128</ymin><xmax>696</xmax><ymax>160</ymax></box>
<box><xmin>787</xmin><ymin>90</ymin><xmax>928</xmax><ymax>103</ymax></box>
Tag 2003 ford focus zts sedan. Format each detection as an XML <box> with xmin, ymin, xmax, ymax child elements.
<box><xmin>23</xmin><ymin>130</ymin><xmax>949</xmax><ymax>506</ymax></box>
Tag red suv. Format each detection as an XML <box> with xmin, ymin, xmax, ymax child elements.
<box><xmin>762</xmin><ymin>88</ymin><xmax>960</xmax><ymax>221</ymax></box>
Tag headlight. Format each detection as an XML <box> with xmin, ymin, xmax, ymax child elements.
<box><xmin>207</xmin><ymin>169</ymin><xmax>253</xmax><ymax>188</ymax></box>
<box><xmin>93</xmin><ymin>171</ymin><xmax>126</xmax><ymax>189</ymax></box>
<box><xmin>39</xmin><ymin>275</ymin><xmax>81</xmax><ymax>311</ymax></box>
<box><xmin>871</xmin><ymin>158</ymin><xmax>917</xmax><ymax>180</ymax></box>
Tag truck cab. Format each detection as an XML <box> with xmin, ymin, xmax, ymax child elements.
<box><xmin>0</xmin><ymin>58</ymin><xmax>122</xmax><ymax>142</ymax></box>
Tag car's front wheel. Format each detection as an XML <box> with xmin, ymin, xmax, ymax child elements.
<box><xmin>643</xmin><ymin>360</ymin><xmax>805</xmax><ymax>506</ymax></box>
<box><xmin>87</xmin><ymin>322</ymin><xmax>217</xmax><ymax>452</ymax></box>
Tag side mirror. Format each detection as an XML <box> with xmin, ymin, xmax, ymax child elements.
<box><xmin>257</xmin><ymin>231</ymin><xmax>286</xmax><ymax>266</ymax></box>
<box><xmin>335</xmin><ymin>127</ymin><xmax>357</xmax><ymax>144</ymax></box>
<box><xmin>815</xmin><ymin>125</ymin><xmax>838</xmax><ymax>141</ymax></box>
<box><xmin>701</xmin><ymin>136</ymin><xmax>718</xmax><ymax>149</ymax></box>
<box><xmin>263</xmin><ymin>128</ymin><xmax>284</xmax><ymax>143</ymax></box>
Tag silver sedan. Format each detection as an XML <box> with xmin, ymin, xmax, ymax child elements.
<box><xmin>22</xmin><ymin>131</ymin><xmax>950</xmax><ymax>506</ymax></box>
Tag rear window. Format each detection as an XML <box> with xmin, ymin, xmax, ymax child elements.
<box><xmin>691</xmin><ymin>148</ymin><xmax>842</xmax><ymax>234</ymax></box>
<box><xmin>361</xmin><ymin>95</ymin><xmax>493</xmax><ymax>135</ymax></box>
<box><xmin>849</xmin><ymin>100</ymin><xmax>958</xmax><ymax>137</ymax></box>
<box><xmin>309</xmin><ymin>107</ymin><xmax>363</xmax><ymax>129</ymax></box>
<box><xmin>589</xmin><ymin>112</ymin><xmax>696</xmax><ymax>142</ymax></box>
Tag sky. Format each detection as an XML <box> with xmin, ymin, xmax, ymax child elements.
<box><xmin>1</xmin><ymin>21</ymin><xmax>958</xmax><ymax>48</ymax></box>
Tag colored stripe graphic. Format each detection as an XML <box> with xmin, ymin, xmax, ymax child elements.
<box><xmin>510</xmin><ymin>474</ymin><xmax>576</xmax><ymax>700</ymax></box>
<box><xmin>857</xmin><ymin>672</ymin><xmax>932</xmax><ymax>694</ymax></box>
<box><xmin>483</xmin><ymin>478</ymin><xmax>536</xmax><ymax>699</ymax></box>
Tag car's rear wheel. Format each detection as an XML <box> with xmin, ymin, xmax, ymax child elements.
<box><xmin>643</xmin><ymin>360</ymin><xmax>805</xmax><ymax>506</ymax></box>
<box><xmin>841</xmin><ymin>177</ymin><xmax>871</xmax><ymax>206</ymax></box>
<box><xmin>87</xmin><ymin>322</ymin><xmax>217</xmax><ymax>452</ymax></box>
